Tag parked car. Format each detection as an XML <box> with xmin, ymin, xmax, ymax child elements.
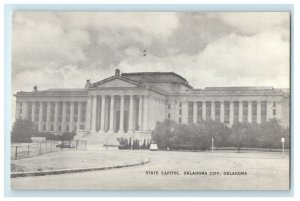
<box><xmin>149</xmin><ymin>143</ymin><xmax>158</xmax><ymax>151</ymax></box>
<box><xmin>56</xmin><ymin>142</ymin><xmax>75</xmax><ymax>149</ymax></box>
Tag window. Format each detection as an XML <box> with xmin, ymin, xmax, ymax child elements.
<box><xmin>35</xmin><ymin>103</ymin><xmax>40</xmax><ymax>122</ymax></box>
<box><xmin>66</xmin><ymin>102</ymin><xmax>71</xmax><ymax>122</ymax></box>
<box><xmin>273</xmin><ymin>109</ymin><xmax>276</xmax><ymax>116</ymax></box>
<box><xmin>179</xmin><ymin>102</ymin><xmax>182</xmax><ymax>107</ymax></box>
<box><xmin>179</xmin><ymin>117</ymin><xmax>182</xmax><ymax>123</ymax></box>
<box><xmin>81</xmin><ymin>102</ymin><xmax>86</xmax><ymax>122</ymax></box>
<box><xmin>66</xmin><ymin>125</ymin><xmax>69</xmax><ymax>131</ymax></box>
<box><xmin>50</xmin><ymin>102</ymin><xmax>55</xmax><ymax>122</ymax></box>
<box><xmin>168</xmin><ymin>104</ymin><xmax>171</xmax><ymax>109</ymax></box>
<box><xmin>168</xmin><ymin>113</ymin><xmax>171</xmax><ymax>119</ymax></box>
<box><xmin>273</xmin><ymin>102</ymin><xmax>276</xmax><ymax>107</ymax></box>
<box><xmin>233</xmin><ymin>101</ymin><xmax>239</xmax><ymax>122</ymax></box>
<box><xmin>197</xmin><ymin>101</ymin><xmax>203</xmax><ymax>121</ymax></box>
<box><xmin>58</xmin><ymin>125</ymin><xmax>62</xmax><ymax>131</ymax></box>
<box><xmin>74</xmin><ymin>102</ymin><xmax>78</xmax><ymax>122</ymax></box>
<box><xmin>261</xmin><ymin>101</ymin><xmax>267</xmax><ymax>123</ymax></box>
<box><xmin>243</xmin><ymin>101</ymin><xmax>248</xmax><ymax>123</ymax></box>
<box><xmin>224</xmin><ymin>101</ymin><xmax>229</xmax><ymax>123</ymax></box>
<box><xmin>50</xmin><ymin>125</ymin><xmax>54</xmax><ymax>131</ymax></box>
<box><xmin>43</xmin><ymin>124</ymin><xmax>46</xmax><ymax>131</ymax></box>
<box><xmin>252</xmin><ymin>101</ymin><xmax>257</xmax><ymax>123</ymax></box>
<box><xmin>179</xmin><ymin>109</ymin><xmax>182</xmax><ymax>115</ymax></box>
<box><xmin>42</xmin><ymin>103</ymin><xmax>47</xmax><ymax>121</ymax></box>
<box><xmin>28</xmin><ymin>103</ymin><xmax>32</xmax><ymax>120</ymax></box>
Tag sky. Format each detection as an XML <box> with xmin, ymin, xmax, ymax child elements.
<box><xmin>12</xmin><ymin>12</ymin><xmax>290</xmax><ymax>94</ymax></box>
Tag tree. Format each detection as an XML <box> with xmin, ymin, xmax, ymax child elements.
<box><xmin>128</xmin><ymin>138</ymin><xmax>132</xmax><ymax>149</ymax></box>
<box><xmin>152</xmin><ymin>119</ymin><xmax>177</xmax><ymax>150</ymax></box>
<box><xmin>61</xmin><ymin>131</ymin><xmax>76</xmax><ymax>141</ymax></box>
<box><xmin>260</xmin><ymin>118</ymin><xmax>284</xmax><ymax>151</ymax></box>
<box><xmin>281</xmin><ymin>126</ymin><xmax>290</xmax><ymax>149</ymax></box>
<box><xmin>11</xmin><ymin>119</ymin><xmax>36</xmax><ymax>143</ymax></box>
<box><xmin>141</xmin><ymin>139</ymin><xmax>146</xmax><ymax>149</ymax></box>
<box><xmin>230</xmin><ymin>122</ymin><xmax>248</xmax><ymax>152</ymax></box>
<box><xmin>201</xmin><ymin>120</ymin><xmax>231</xmax><ymax>149</ymax></box>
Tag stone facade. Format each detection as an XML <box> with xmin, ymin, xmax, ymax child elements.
<box><xmin>14</xmin><ymin>69</ymin><xmax>290</xmax><ymax>143</ymax></box>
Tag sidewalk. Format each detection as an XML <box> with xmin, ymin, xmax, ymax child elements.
<box><xmin>11</xmin><ymin>158</ymin><xmax>150</xmax><ymax>178</ymax></box>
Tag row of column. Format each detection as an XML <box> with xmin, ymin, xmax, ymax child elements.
<box><xmin>181</xmin><ymin>100</ymin><xmax>280</xmax><ymax>125</ymax></box>
<box><xmin>17</xmin><ymin>101</ymin><xmax>86</xmax><ymax>132</ymax></box>
<box><xmin>88</xmin><ymin>95</ymin><xmax>149</xmax><ymax>133</ymax></box>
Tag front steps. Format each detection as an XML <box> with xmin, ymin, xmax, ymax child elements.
<box><xmin>75</xmin><ymin>130</ymin><xmax>152</xmax><ymax>148</ymax></box>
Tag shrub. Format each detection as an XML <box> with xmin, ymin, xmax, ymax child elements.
<box><xmin>11</xmin><ymin>119</ymin><xmax>36</xmax><ymax>143</ymax></box>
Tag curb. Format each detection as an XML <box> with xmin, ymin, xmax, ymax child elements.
<box><xmin>11</xmin><ymin>159</ymin><xmax>150</xmax><ymax>178</ymax></box>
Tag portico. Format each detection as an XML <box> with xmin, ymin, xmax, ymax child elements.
<box><xmin>88</xmin><ymin>94</ymin><xmax>147</xmax><ymax>134</ymax></box>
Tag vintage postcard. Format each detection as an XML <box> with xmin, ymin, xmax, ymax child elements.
<box><xmin>10</xmin><ymin>11</ymin><xmax>290</xmax><ymax>190</ymax></box>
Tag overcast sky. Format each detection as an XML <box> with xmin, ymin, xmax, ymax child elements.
<box><xmin>12</xmin><ymin>12</ymin><xmax>290</xmax><ymax>95</ymax></box>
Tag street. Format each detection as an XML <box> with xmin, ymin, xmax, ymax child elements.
<box><xmin>11</xmin><ymin>150</ymin><xmax>290</xmax><ymax>190</ymax></box>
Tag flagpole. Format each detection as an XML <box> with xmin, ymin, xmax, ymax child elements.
<box><xmin>143</xmin><ymin>49</ymin><xmax>147</xmax><ymax>72</ymax></box>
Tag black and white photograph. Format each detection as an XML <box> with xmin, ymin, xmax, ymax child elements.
<box><xmin>10</xmin><ymin>11</ymin><xmax>290</xmax><ymax>190</ymax></box>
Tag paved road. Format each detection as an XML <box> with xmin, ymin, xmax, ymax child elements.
<box><xmin>11</xmin><ymin>150</ymin><xmax>289</xmax><ymax>190</ymax></box>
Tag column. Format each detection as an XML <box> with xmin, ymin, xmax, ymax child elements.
<box><xmin>229</xmin><ymin>101</ymin><xmax>234</xmax><ymax>125</ymax></box>
<box><xmin>211</xmin><ymin>101</ymin><xmax>215</xmax><ymax>121</ymax></box>
<box><xmin>193</xmin><ymin>101</ymin><xmax>198</xmax><ymax>123</ymax></box>
<box><xmin>248</xmin><ymin>101</ymin><xmax>252</xmax><ymax>123</ymax></box>
<box><xmin>119</xmin><ymin>95</ymin><xmax>124</xmax><ymax>133</ymax></box>
<box><xmin>266</xmin><ymin>101</ymin><xmax>273</xmax><ymax>121</ymax></box>
<box><xmin>220</xmin><ymin>101</ymin><xmax>225</xmax><ymax>123</ymax></box>
<box><xmin>158</xmin><ymin>99</ymin><xmax>161</xmax><ymax>122</ymax></box>
<box><xmin>182</xmin><ymin>101</ymin><xmax>188</xmax><ymax>124</ymax></box>
<box><xmin>62</xmin><ymin>101</ymin><xmax>67</xmax><ymax>131</ymax></box>
<box><xmin>109</xmin><ymin>95</ymin><xmax>115</xmax><ymax>132</ymax></box>
<box><xmin>202</xmin><ymin>101</ymin><xmax>206</xmax><ymax>120</ymax></box>
<box><xmin>54</xmin><ymin>101</ymin><xmax>59</xmax><ymax>131</ymax></box>
<box><xmin>159</xmin><ymin>100</ymin><xmax>162</xmax><ymax>122</ymax></box>
<box><xmin>100</xmin><ymin>96</ymin><xmax>106</xmax><ymax>132</ymax></box>
<box><xmin>22</xmin><ymin>102</ymin><xmax>28</xmax><ymax>120</ymax></box>
<box><xmin>157</xmin><ymin>99</ymin><xmax>161</xmax><ymax>122</ymax></box>
<box><xmin>38</xmin><ymin>102</ymin><xmax>43</xmax><ymax>131</ymax></box>
<box><xmin>31</xmin><ymin>102</ymin><xmax>36</xmax><ymax>122</ymax></box>
<box><xmin>69</xmin><ymin>101</ymin><xmax>75</xmax><ymax>131</ymax></box>
<box><xmin>238</xmin><ymin>101</ymin><xmax>243</xmax><ymax>122</ymax></box>
<box><xmin>257</xmin><ymin>101</ymin><xmax>261</xmax><ymax>124</ymax></box>
<box><xmin>276</xmin><ymin>101</ymin><xmax>282</xmax><ymax>121</ymax></box>
<box><xmin>91</xmin><ymin>96</ymin><xmax>97</xmax><ymax>132</ymax></box>
<box><xmin>138</xmin><ymin>96</ymin><xmax>143</xmax><ymax>130</ymax></box>
<box><xmin>85</xmin><ymin>96</ymin><xmax>92</xmax><ymax>130</ymax></box>
<box><xmin>143</xmin><ymin>96</ymin><xmax>149</xmax><ymax>131</ymax></box>
<box><xmin>128</xmin><ymin>95</ymin><xmax>134</xmax><ymax>132</ymax></box>
<box><xmin>46</xmin><ymin>102</ymin><xmax>51</xmax><ymax>131</ymax></box>
<box><xmin>77</xmin><ymin>102</ymin><xmax>82</xmax><ymax>130</ymax></box>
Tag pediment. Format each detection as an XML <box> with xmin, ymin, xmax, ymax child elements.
<box><xmin>95</xmin><ymin>77</ymin><xmax>138</xmax><ymax>88</ymax></box>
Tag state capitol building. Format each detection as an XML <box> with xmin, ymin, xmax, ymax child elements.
<box><xmin>14</xmin><ymin>69</ymin><xmax>290</xmax><ymax>143</ymax></box>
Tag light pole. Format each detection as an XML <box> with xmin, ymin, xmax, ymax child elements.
<box><xmin>281</xmin><ymin>137</ymin><xmax>285</xmax><ymax>157</ymax></box>
<box><xmin>211</xmin><ymin>138</ymin><xmax>214</xmax><ymax>152</ymax></box>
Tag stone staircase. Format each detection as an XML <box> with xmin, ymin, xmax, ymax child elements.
<box><xmin>75</xmin><ymin>130</ymin><xmax>152</xmax><ymax>149</ymax></box>
<box><xmin>78</xmin><ymin>132</ymin><xmax>119</xmax><ymax>146</ymax></box>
